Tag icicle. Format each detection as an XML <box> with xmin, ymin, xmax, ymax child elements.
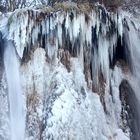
<box><xmin>1</xmin><ymin>4</ymin><xmax>135</xmax><ymax>90</ymax></box>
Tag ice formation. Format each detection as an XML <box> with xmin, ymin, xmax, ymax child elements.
<box><xmin>0</xmin><ymin>2</ymin><xmax>140</xmax><ymax>140</ymax></box>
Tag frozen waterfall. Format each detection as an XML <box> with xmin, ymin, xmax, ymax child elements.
<box><xmin>0</xmin><ymin>2</ymin><xmax>140</xmax><ymax>140</ymax></box>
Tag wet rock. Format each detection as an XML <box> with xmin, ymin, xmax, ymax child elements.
<box><xmin>119</xmin><ymin>80</ymin><xmax>140</xmax><ymax>140</ymax></box>
<box><xmin>0</xmin><ymin>32</ymin><xmax>4</xmax><ymax>82</ymax></box>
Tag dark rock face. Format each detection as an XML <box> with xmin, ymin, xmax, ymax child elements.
<box><xmin>0</xmin><ymin>5</ymin><xmax>7</xmax><ymax>13</ymax></box>
<box><xmin>0</xmin><ymin>32</ymin><xmax>4</xmax><ymax>81</ymax></box>
<box><xmin>119</xmin><ymin>80</ymin><xmax>140</xmax><ymax>140</ymax></box>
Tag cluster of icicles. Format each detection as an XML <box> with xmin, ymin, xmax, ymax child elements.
<box><xmin>2</xmin><ymin>5</ymin><xmax>113</xmax><ymax>91</ymax></box>
<box><xmin>1</xmin><ymin>3</ymin><xmax>140</xmax><ymax>91</ymax></box>
<box><xmin>1</xmin><ymin>2</ymin><xmax>140</xmax><ymax>140</ymax></box>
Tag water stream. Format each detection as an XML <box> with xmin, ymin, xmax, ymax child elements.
<box><xmin>124</xmin><ymin>19</ymin><xmax>140</xmax><ymax>140</ymax></box>
<box><xmin>4</xmin><ymin>41</ymin><xmax>25</xmax><ymax>140</ymax></box>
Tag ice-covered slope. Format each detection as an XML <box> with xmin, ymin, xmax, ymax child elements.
<box><xmin>0</xmin><ymin>2</ymin><xmax>140</xmax><ymax>140</ymax></box>
<box><xmin>21</xmin><ymin>47</ymin><xmax>129</xmax><ymax>140</ymax></box>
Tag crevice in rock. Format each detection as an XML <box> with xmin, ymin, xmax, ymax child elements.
<box><xmin>111</xmin><ymin>35</ymin><xmax>128</xmax><ymax>69</ymax></box>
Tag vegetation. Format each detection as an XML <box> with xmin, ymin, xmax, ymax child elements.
<box><xmin>0</xmin><ymin>0</ymin><xmax>140</xmax><ymax>12</ymax></box>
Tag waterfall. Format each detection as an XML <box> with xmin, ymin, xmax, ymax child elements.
<box><xmin>122</xmin><ymin>18</ymin><xmax>140</xmax><ymax>140</ymax></box>
<box><xmin>129</xmin><ymin>21</ymin><xmax>140</xmax><ymax>140</ymax></box>
<box><xmin>4</xmin><ymin>41</ymin><xmax>25</xmax><ymax>140</ymax></box>
<box><xmin>0</xmin><ymin>3</ymin><xmax>140</xmax><ymax>140</ymax></box>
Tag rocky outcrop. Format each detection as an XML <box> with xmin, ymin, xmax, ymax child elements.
<box><xmin>120</xmin><ymin>80</ymin><xmax>140</xmax><ymax>140</ymax></box>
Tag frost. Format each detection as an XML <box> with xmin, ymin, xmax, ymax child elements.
<box><xmin>1</xmin><ymin>3</ymin><xmax>140</xmax><ymax>140</ymax></box>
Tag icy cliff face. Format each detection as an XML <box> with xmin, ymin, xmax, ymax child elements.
<box><xmin>0</xmin><ymin>2</ymin><xmax>140</xmax><ymax>140</ymax></box>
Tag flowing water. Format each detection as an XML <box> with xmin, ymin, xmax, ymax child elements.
<box><xmin>124</xmin><ymin>19</ymin><xmax>140</xmax><ymax>140</ymax></box>
<box><xmin>4</xmin><ymin>41</ymin><xmax>25</xmax><ymax>140</ymax></box>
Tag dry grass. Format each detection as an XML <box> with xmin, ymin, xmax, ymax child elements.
<box><xmin>57</xmin><ymin>49</ymin><xmax>71</xmax><ymax>72</ymax></box>
<box><xmin>27</xmin><ymin>93</ymin><xmax>39</xmax><ymax>111</ymax></box>
<box><xmin>116</xmin><ymin>60</ymin><xmax>129</xmax><ymax>74</ymax></box>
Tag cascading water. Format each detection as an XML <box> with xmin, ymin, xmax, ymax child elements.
<box><xmin>123</xmin><ymin>18</ymin><xmax>140</xmax><ymax>140</ymax></box>
<box><xmin>4</xmin><ymin>41</ymin><xmax>25</xmax><ymax>140</ymax></box>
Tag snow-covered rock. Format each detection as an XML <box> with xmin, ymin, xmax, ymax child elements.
<box><xmin>0</xmin><ymin>2</ymin><xmax>140</xmax><ymax>140</ymax></box>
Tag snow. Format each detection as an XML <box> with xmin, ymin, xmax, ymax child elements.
<box><xmin>1</xmin><ymin>3</ymin><xmax>140</xmax><ymax>140</ymax></box>
<box><xmin>19</xmin><ymin>47</ymin><xmax>129</xmax><ymax>140</ymax></box>
<box><xmin>0</xmin><ymin>74</ymin><xmax>10</xmax><ymax>140</ymax></box>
